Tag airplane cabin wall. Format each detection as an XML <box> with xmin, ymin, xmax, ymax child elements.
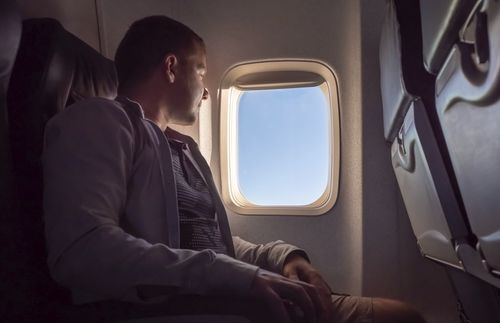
<box><xmin>13</xmin><ymin>0</ymin><xmax>460</xmax><ymax>322</ymax></box>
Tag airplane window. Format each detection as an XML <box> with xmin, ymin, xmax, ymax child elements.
<box><xmin>237</xmin><ymin>86</ymin><xmax>329</xmax><ymax>206</ymax></box>
<box><xmin>219</xmin><ymin>60</ymin><xmax>340</xmax><ymax>215</ymax></box>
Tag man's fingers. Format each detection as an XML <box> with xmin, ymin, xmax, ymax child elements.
<box><xmin>310</xmin><ymin>275</ymin><xmax>333</xmax><ymax>294</ymax></box>
<box><xmin>300</xmin><ymin>281</ymin><xmax>327</xmax><ymax>319</ymax></box>
<box><xmin>281</xmin><ymin>259</ymin><xmax>333</xmax><ymax>322</ymax></box>
<box><xmin>273</xmin><ymin>281</ymin><xmax>317</xmax><ymax>323</ymax></box>
<box><xmin>262</xmin><ymin>286</ymin><xmax>293</xmax><ymax>323</ymax></box>
<box><xmin>283</xmin><ymin>265</ymin><xmax>299</xmax><ymax>281</ymax></box>
<box><xmin>252</xmin><ymin>270</ymin><xmax>328</xmax><ymax>323</ymax></box>
<box><xmin>288</xmin><ymin>273</ymin><xmax>331</xmax><ymax>323</ymax></box>
<box><xmin>305</xmin><ymin>278</ymin><xmax>333</xmax><ymax>322</ymax></box>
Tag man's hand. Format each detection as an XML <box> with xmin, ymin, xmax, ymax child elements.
<box><xmin>282</xmin><ymin>253</ymin><xmax>333</xmax><ymax>323</ymax></box>
<box><xmin>250</xmin><ymin>269</ymin><xmax>322</xmax><ymax>323</ymax></box>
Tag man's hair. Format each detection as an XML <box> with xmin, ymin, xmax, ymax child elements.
<box><xmin>115</xmin><ymin>15</ymin><xmax>204</xmax><ymax>91</ymax></box>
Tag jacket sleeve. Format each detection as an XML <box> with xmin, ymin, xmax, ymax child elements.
<box><xmin>43</xmin><ymin>98</ymin><xmax>258</xmax><ymax>303</ymax></box>
<box><xmin>232</xmin><ymin>236</ymin><xmax>309</xmax><ymax>274</ymax></box>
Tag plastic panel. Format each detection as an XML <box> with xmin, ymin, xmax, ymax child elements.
<box><xmin>436</xmin><ymin>0</ymin><xmax>500</xmax><ymax>272</ymax></box>
<box><xmin>420</xmin><ymin>0</ymin><xmax>477</xmax><ymax>74</ymax></box>
<box><xmin>379</xmin><ymin>0</ymin><xmax>414</xmax><ymax>142</ymax></box>
<box><xmin>392</xmin><ymin>102</ymin><xmax>461</xmax><ymax>267</ymax></box>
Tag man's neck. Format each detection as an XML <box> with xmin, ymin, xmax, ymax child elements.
<box><xmin>119</xmin><ymin>87</ymin><xmax>169</xmax><ymax>131</ymax></box>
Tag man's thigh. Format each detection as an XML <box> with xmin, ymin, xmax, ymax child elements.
<box><xmin>328</xmin><ymin>295</ymin><xmax>426</xmax><ymax>323</ymax></box>
<box><xmin>284</xmin><ymin>293</ymin><xmax>373</xmax><ymax>323</ymax></box>
<box><xmin>329</xmin><ymin>293</ymin><xmax>373</xmax><ymax>323</ymax></box>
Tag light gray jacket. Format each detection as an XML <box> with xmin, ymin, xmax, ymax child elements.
<box><xmin>43</xmin><ymin>97</ymin><xmax>303</xmax><ymax>304</ymax></box>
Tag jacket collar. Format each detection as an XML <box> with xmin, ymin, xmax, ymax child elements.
<box><xmin>115</xmin><ymin>95</ymin><xmax>145</xmax><ymax>119</ymax></box>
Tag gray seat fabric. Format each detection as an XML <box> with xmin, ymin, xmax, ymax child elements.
<box><xmin>435</xmin><ymin>0</ymin><xmax>500</xmax><ymax>275</ymax></box>
<box><xmin>420</xmin><ymin>0</ymin><xmax>478</xmax><ymax>74</ymax></box>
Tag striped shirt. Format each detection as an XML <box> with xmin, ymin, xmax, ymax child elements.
<box><xmin>168</xmin><ymin>137</ymin><xmax>228</xmax><ymax>255</ymax></box>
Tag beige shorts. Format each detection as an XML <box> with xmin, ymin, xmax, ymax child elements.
<box><xmin>329</xmin><ymin>293</ymin><xmax>374</xmax><ymax>323</ymax></box>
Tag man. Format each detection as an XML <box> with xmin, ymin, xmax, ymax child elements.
<box><xmin>43</xmin><ymin>16</ymin><xmax>425</xmax><ymax>323</ymax></box>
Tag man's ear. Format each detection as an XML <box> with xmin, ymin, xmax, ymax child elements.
<box><xmin>163</xmin><ymin>54</ymin><xmax>178</xmax><ymax>83</ymax></box>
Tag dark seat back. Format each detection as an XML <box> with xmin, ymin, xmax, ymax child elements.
<box><xmin>8</xmin><ymin>18</ymin><xmax>117</xmax><ymax>202</ymax></box>
<box><xmin>0</xmin><ymin>0</ymin><xmax>21</xmax><ymax>221</ymax></box>
<box><xmin>0</xmin><ymin>0</ymin><xmax>23</xmax><ymax>319</ymax></box>
<box><xmin>0</xmin><ymin>0</ymin><xmax>21</xmax><ymax>212</ymax></box>
<box><xmin>5</xmin><ymin>17</ymin><xmax>117</xmax><ymax>321</ymax></box>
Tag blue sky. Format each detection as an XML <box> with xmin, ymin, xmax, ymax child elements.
<box><xmin>237</xmin><ymin>86</ymin><xmax>330</xmax><ymax>206</ymax></box>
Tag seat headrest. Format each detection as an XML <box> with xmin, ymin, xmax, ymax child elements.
<box><xmin>7</xmin><ymin>18</ymin><xmax>118</xmax><ymax>179</ymax></box>
<box><xmin>8</xmin><ymin>18</ymin><xmax>117</xmax><ymax>117</ymax></box>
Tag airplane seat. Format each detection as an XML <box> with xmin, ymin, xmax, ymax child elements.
<box><xmin>6</xmin><ymin>17</ymin><xmax>272</xmax><ymax>323</ymax></box>
<box><xmin>380</xmin><ymin>0</ymin><xmax>500</xmax><ymax>322</ymax></box>
<box><xmin>0</xmin><ymin>1</ymin><xmax>21</xmax><ymax>216</ymax></box>
<box><xmin>0</xmin><ymin>0</ymin><xmax>21</xmax><ymax>232</ymax></box>
<box><xmin>426</xmin><ymin>0</ymin><xmax>500</xmax><ymax>278</ymax></box>
<box><xmin>0</xmin><ymin>0</ymin><xmax>21</xmax><ymax>174</ymax></box>
<box><xmin>380</xmin><ymin>0</ymin><xmax>467</xmax><ymax>270</ymax></box>
<box><xmin>5</xmin><ymin>17</ymin><xmax>118</xmax><ymax>321</ymax></box>
<box><xmin>0</xmin><ymin>0</ymin><xmax>22</xmax><ymax>318</ymax></box>
<box><xmin>419</xmin><ymin>0</ymin><xmax>500</xmax><ymax>317</ymax></box>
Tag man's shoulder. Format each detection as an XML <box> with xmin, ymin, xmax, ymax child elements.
<box><xmin>67</xmin><ymin>97</ymin><xmax>124</xmax><ymax>113</ymax></box>
<box><xmin>49</xmin><ymin>97</ymin><xmax>131</xmax><ymax>127</ymax></box>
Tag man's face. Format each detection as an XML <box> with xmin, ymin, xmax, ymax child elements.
<box><xmin>169</xmin><ymin>42</ymin><xmax>209</xmax><ymax>125</ymax></box>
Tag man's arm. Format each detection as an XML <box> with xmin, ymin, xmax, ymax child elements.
<box><xmin>233</xmin><ymin>236</ymin><xmax>333</xmax><ymax>322</ymax></box>
<box><xmin>232</xmin><ymin>236</ymin><xmax>308</xmax><ymax>273</ymax></box>
<box><xmin>43</xmin><ymin>99</ymin><xmax>258</xmax><ymax>303</ymax></box>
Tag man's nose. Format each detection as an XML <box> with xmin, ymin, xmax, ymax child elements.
<box><xmin>202</xmin><ymin>88</ymin><xmax>209</xmax><ymax>100</ymax></box>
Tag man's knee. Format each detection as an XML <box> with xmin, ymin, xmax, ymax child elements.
<box><xmin>372</xmin><ymin>298</ymin><xmax>426</xmax><ymax>323</ymax></box>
